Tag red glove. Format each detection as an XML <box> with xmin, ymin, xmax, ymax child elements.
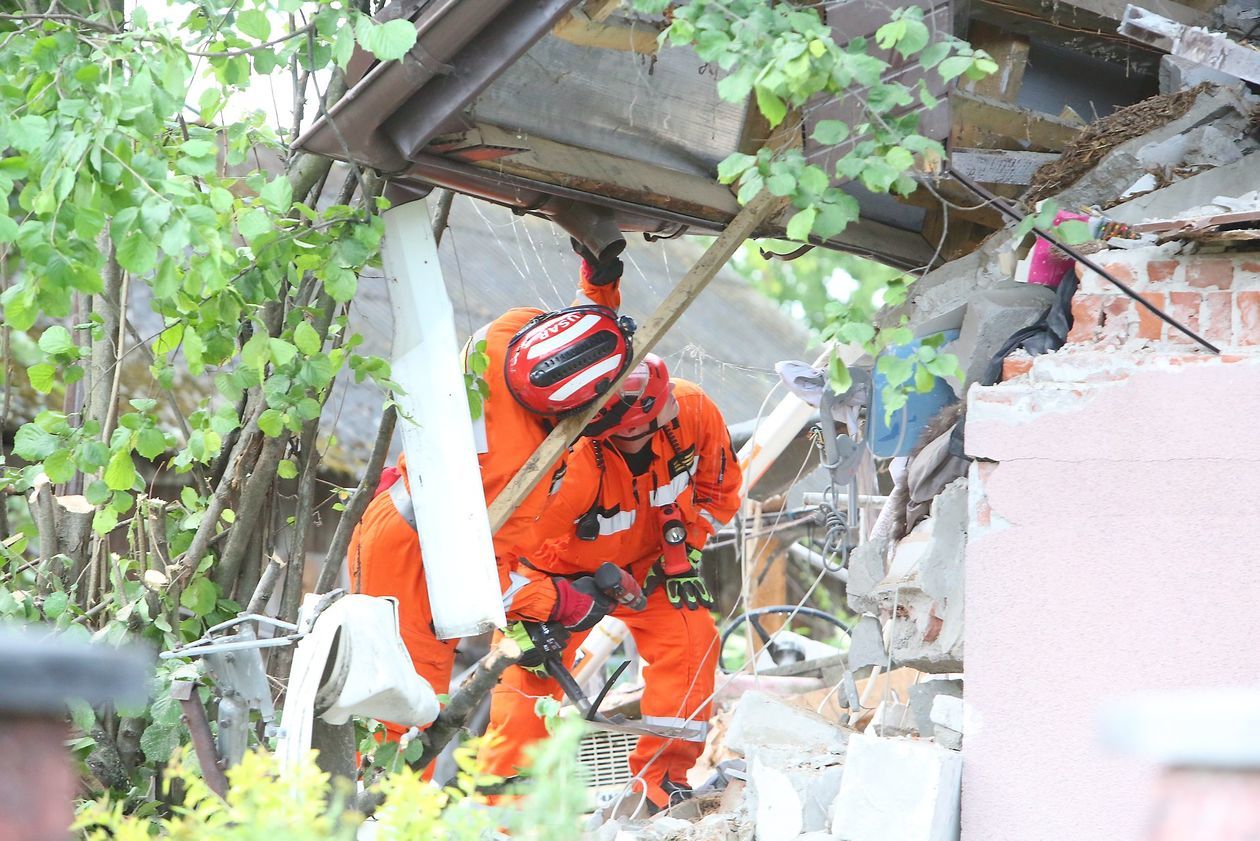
<box><xmin>551</xmin><ymin>576</ymin><xmax>615</xmax><ymax>631</ymax></box>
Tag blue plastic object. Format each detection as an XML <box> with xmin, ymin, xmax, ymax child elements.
<box><xmin>868</xmin><ymin>329</ymin><xmax>960</xmax><ymax>458</ymax></box>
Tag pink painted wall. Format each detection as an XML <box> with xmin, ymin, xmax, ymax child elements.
<box><xmin>963</xmin><ymin>349</ymin><xmax>1260</xmax><ymax>841</ymax></box>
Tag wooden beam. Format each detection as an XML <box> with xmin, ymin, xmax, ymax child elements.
<box><xmin>486</xmin><ymin>189</ymin><xmax>784</xmax><ymax>533</ymax></box>
<box><xmin>552</xmin><ymin>15</ymin><xmax>660</xmax><ymax>53</ymax></box>
<box><xmin>950</xmin><ymin>148</ymin><xmax>1060</xmax><ymax>185</ymax></box>
<box><xmin>959</xmin><ymin>22</ymin><xmax>1030</xmax><ymax>102</ymax></box>
<box><xmin>950</xmin><ymin>90</ymin><xmax>1083</xmax><ymax>152</ymax></box>
<box><xmin>970</xmin><ymin>0</ymin><xmax>1210</xmax><ymax>73</ymax></box>
<box><xmin>744</xmin><ymin>497</ymin><xmax>790</xmax><ymax>639</ymax></box>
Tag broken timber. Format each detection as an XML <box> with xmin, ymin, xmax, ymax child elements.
<box><xmin>487</xmin><ymin>189</ymin><xmax>783</xmax><ymax>532</ymax></box>
<box><xmin>949</xmin><ymin>149</ymin><xmax>1061</xmax><ymax>186</ymax></box>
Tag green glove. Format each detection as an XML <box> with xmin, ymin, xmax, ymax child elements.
<box><xmin>645</xmin><ymin>547</ymin><xmax>714</xmax><ymax>611</ymax></box>
<box><xmin>505</xmin><ymin>621</ymin><xmax>570</xmax><ymax>677</ymax></box>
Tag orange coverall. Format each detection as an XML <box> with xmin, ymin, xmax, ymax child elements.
<box><xmin>347</xmin><ymin>276</ymin><xmax>617</xmax><ymax>739</ymax></box>
<box><xmin>481</xmin><ymin>379</ymin><xmax>743</xmax><ymax>806</ymax></box>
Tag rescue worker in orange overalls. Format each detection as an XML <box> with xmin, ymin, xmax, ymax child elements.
<box><xmin>347</xmin><ymin>245</ymin><xmax>634</xmax><ymax>742</ymax></box>
<box><xmin>481</xmin><ymin>353</ymin><xmax>743</xmax><ymax>811</ymax></box>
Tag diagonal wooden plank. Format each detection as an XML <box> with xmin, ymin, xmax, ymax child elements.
<box><xmin>487</xmin><ymin>189</ymin><xmax>783</xmax><ymax>532</ymax></box>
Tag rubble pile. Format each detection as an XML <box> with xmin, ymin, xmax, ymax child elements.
<box><xmin>589</xmin><ymin>57</ymin><xmax>1259</xmax><ymax>841</ymax></box>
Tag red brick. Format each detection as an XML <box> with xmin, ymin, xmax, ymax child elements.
<box><xmin>1204</xmin><ymin>291</ymin><xmax>1232</xmax><ymax>344</ymax></box>
<box><xmin>1003</xmin><ymin>356</ymin><xmax>1033</xmax><ymax>379</ymax></box>
<box><xmin>1067</xmin><ymin>294</ymin><xmax>1105</xmax><ymax>343</ymax></box>
<box><xmin>1167</xmin><ymin>291</ymin><xmax>1202</xmax><ymax>345</ymax></box>
<box><xmin>1146</xmin><ymin>260</ymin><xmax>1178</xmax><ymax>284</ymax></box>
<box><xmin>1101</xmin><ymin>296</ymin><xmax>1135</xmax><ymax>341</ymax></box>
<box><xmin>1136</xmin><ymin>292</ymin><xmax>1166</xmax><ymax>341</ymax></box>
<box><xmin>1103</xmin><ymin>263</ymin><xmax>1136</xmax><ymax>285</ymax></box>
<box><xmin>1239</xmin><ymin>260</ymin><xmax>1260</xmax><ymax>275</ymax></box>
<box><xmin>1237</xmin><ymin>291</ymin><xmax>1260</xmax><ymax>346</ymax></box>
<box><xmin>1185</xmin><ymin>258</ymin><xmax>1234</xmax><ymax>290</ymax></box>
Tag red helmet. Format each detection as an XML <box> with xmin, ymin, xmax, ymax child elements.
<box><xmin>505</xmin><ymin>306</ymin><xmax>636</xmax><ymax>416</ymax></box>
<box><xmin>583</xmin><ymin>354</ymin><xmax>671</xmax><ymax>438</ymax></box>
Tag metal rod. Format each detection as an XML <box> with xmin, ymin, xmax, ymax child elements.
<box><xmin>945</xmin><ymin>166</ymin><xmax>1220</xmax><ymax>354</ymax></box>
<box><xmin>171</xmin><ymin>681</ymin><xmax>229</xmax><ymax>798</ymax></box>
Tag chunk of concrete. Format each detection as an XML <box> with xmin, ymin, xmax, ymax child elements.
<box><xmin>943</xmin><ymin>283</ymin><xmax>1055</xmax><ymax>395</ymax></box>
<box><xmin>1159</xmin><ymin>54</ymin><xmax>1241</xmax><ymax>94</ymax></box>
<box><xmin>870</xmin><ymin>701</ymin><xmax>918</xmax><ymax>738</ymax></box>
<box><xmin>909</xmin><ymin>679</ymin><xmax>963</xmax><ymax>737</ymax></box>
<box><xmin>1057</xmin><ymin>87</ymin><xmax>1258</xmax><ymax>208</ymax></box>
<box><xmin>846</xmin><ymin>536</ymin><xmax>889</xmax><ymax>615</ymax></box>
<box><xmin>640</xmin><ymin>816</ymin><xmax>695</xmax><ymax>841</ymax></box>
<box><xmin>727</xmin><ymin>692</ymin><xmax>850</xmax><ymax>756</ymax></box>
<box><xmin>846</xmin><ymin>614</ymin><xmax>887</xmax><ymax>675</ymax></box>
<box><xmin>1107</xmin><ymin>155</ymin><xmax>1260</xmax><ymax>225</ymax></box>
<box><xmin>751</xmin><ymin>758</ymin><xmax>804</xmax><ymax>841</ymax></box>
<box><xmin>930</xmin><ymin>695</ymin><xmax>965</xmax><ymax>751</ymax></box>
<box><xmin>870</xmin><ymin>479</ymin><xmax>966</xmax><ymax>673</ymax></box>
<box><xmin>829</xmin><ymin>734</ymin><xmax>963</xmax><ymax>841</ymax></box>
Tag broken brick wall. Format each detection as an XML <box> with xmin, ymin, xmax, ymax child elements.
<box><xmin>962</xmin><ymin>248</ymin><xmax>1260</xmax><ymax>841</ymax></box>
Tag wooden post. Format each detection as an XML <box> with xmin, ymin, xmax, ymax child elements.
<box><xmin>487</xmin><ymin>189</ymin><xmax>782</xmax><ymax>533</ymax></box>
<box><xmin>743</xmin><ymin>495</ymin><xmax>790</xmax><ymax>666</ymax></box>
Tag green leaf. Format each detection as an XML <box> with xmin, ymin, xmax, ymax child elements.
<box><xmin>918</xmin><ymin>41</ymin><xmax>951</xmax><ymax>69</ymax></box>
<box><xmin>258</xmin><ymin>408</ymin><xmax>284</xmax><ymax>437</ymax></box>
<box><xmin>0</xmin><ymin>214</ymin><xmax>18</xmax><ymax>243</ymax></box>
<box><xmin>85</xmin><ymin>480</ymin><xmax>111</xmax><ymax>506</ymax></box>
<box><xmin>938</xmin><ymin>55</ymin><xmax>972</xmax><ymax>82</ymax></box>
<box><xmin>104</xmin><ymin>449</ymin><xmax>137</xmax><ymax>491</ymax></box>
<box><xmin>324</xmin><ymin>267</ymin><xmax>357</xmax><ymax>302</ymax></box>
<box><xmin>754</xmin><ymin>85</ymin><xmax>787</xmax><ymax>128</ymax></box>
<box><xmin>43</xmin><ymin>449</ymin><xmax>75</xmax><ymax>483</ymax></box>
<box><xmin>236</xmin><ymin>9</ymin><xmax>271</xmax><ymax>40</ymax></box>
<box><xmin>829</xmin><ymin>353</ymin><xmax>852</xmax><ymax>393</ymax></box>
<box><xmin>716</xmin><ymin>152</ymin><xmax>756</xmax><ymax>184</ymax></box>
<box><xmin>293</xmin><ymin>321</ymin><xmax>321</xmax><ymax>356</ymax></box>
<box><xmin>136</xmin><ymin>428</ymin><xmax>168</xmax><ymax>460</ymax></box>
<box><xmin>67</xmin><ymin>697</ymin><xmax>96</xmax><ymax>732</ymax></box>
<box><xmin>812</xmin><ymin>120</ymin><xmax>850</xmax><ymax>145</ymax></box>
<box><xmin>43</xmin><ymin>591</ymin><xmax>69</xmax><ymax>620</ymax></box>
<box><xmin>259</xmin><ymin>176</ymin><xmax>292</xmax><ymax>214</ymax></box>
<box><xmin>237</xmin><ymin>208</ymin><xmax>272</xmax><ymax>243</ymax></box>
<box><xmin>355</xmin><ymin>18</ymin><xmax>418</xmax><ymax>62</ymax></box>
<box><xmin>180</xmin><ymin>578</ymin><xmax>218</xmax><ymax>616</ymax></box>
<box><xmin>14</xmin><ymin>424</ymin><xmax>58</xmax><ymax>461</ymax></box>
<box><xmin>268</xmin><ymin>337</ymin><xmax>297</xmax><ymax>366</ymax></box>
<box><xmin>785</xmin><ymin>207</ymin><xmax>817</xmax><ymax>242</ymax></box>
<box><xmin>116</xmin><ymin>233</ymin><xmax>157</xmax><ymax>275</ymax></box>
<box><xmin>92</xmin><ymin>507</ymin><xmax>118</xmax><ymax>535</ymax></box>
<box><xmin>277</xmin><ymin>459</ymin><xmax>298</xmax><ymax>479</ymax></box>
<box><xmin>140</xmin><ymin>722</ymin><xmax>179</xmax><ymax>764</ymax></box>
<box><xmin>38</xmin><ymin>325</ymin><xmax>75</xmax><ymax>356</ymax></box>
<box><xmin>28</xmin><ymin>363</ymin><xmax>56</xmax><ymax>393</ymax></box>
<box><xmin>1054</xmin><ymin>219</ymin><xmax>1093</xmax><ymax>245</ymax></box>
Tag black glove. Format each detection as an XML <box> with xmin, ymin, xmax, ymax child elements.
<box><xmin>572</xmin><ymin>237</ymin><xmax>625</xmax><ymax>287</ymax></box>
<box><xmin>506</xmin><ymin>621</ymin><xmax>571</xmax><ymax>676</ymax></box>
<box><xmin>644</xmin><ymin>548</ymin><xmax>715</xmax><ymax>611</ymax></box>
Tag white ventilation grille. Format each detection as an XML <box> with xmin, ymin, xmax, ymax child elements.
<box><xmin>577</xmin><ymin>730</ymin><xmax>637</xmax><ymax>792</ymax></box>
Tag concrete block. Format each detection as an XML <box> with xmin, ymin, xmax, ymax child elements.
<box><xmin>944</xmin><ymin>283</ymin><xmax>1055</xmax><ymax>394</ymax></box>
<box><xmin>846</xmin><ymin>614</ymin><xmax>887</xmax><ymax>674</ymax></box>
<box><xmin>872</xmin><ymin>479</ymin><xmax>966</xmax><ymax>673</ymax></box>
<box><xmin>751</xmin><ymin>758</ymin><xmax>804</xmax><ymax>841</ymax></box>
<box><xmin>829</xmin><ymin>734</ymin><xmax>962</xmax><ymax>841</ymax></box>
<box><xmin>727</xmin><ymin>692</ymin><xmax>850</xmax><ymax>756</ymax></box>
<box><xmin>640</xmin><ymin>816</ymin><xmax>695</xmax><ymax>840</ymax></box>
<box><xmin>846</xmin><ymin>537</ymin><xmax>888</xmax><ymax>615</ymax></box>
<box><xmin>870</xmin><ymin>701</ymin><xmax>918</xmax><ymax>737</ymax></box>
<box><xmin>931</xmin><ymin>695</ymin><xmax>965</xmax><ymax>751</ymax></box>
<box><xmin>909</xmin><ymin>679</ymin><xmax>963</xmax><ymax>737</ymax></box>
<box><xmin>1056</xmin><ymin>87</ymin><xmax>1257</xmax><ymax>209</ymax></box>
<box><xmin>1108</xmin><ymin>155</ymin><xmax>1260</xmax><ymax>226</ymax></box>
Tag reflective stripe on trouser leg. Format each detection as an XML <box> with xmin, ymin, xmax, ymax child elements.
<box><xmin>616</xmin><ymin>587</ymin><xmax>718</xmax><ymax>795</ymax></box>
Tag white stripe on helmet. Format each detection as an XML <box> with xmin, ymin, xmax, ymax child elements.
<box><xmin>526</xmin><ymin>313</ymin><xmax>602</xmax><ymax>361</ymax></box>
<box><xmin>548</xmin><ymin>353</ymin><xmax>622</xmax><ymax>402</ymax></box>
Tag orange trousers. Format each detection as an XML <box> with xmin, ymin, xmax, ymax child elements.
<box><xmin>481</xmin><ymin>586</ymin><xmax>719</xmax><ymax>808</ymax></box>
